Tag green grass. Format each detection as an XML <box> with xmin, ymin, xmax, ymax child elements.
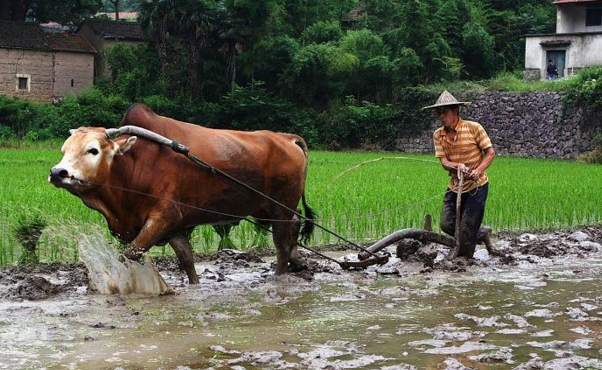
<box><xmin>1</xmin><ymin>147</ymin><xmax>601</xmax><ymax>266</ymax></box>
<box><xmin>427</xmin><ymin>71</ymin><xmax>579</xmax><ymax>95</ymax></box>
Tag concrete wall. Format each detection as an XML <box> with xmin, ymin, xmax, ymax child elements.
<box><xmin>558</xmin><ymin>4</ymin><xmax>602</xmax><ymax>33</ymax></box>
<box><xmin>53</xmin><ymin>52</ymin><xmax>95</xmax><ymax>97</ymax></box>
<box><xmin>395</xmin><ymin>92</ymin><xmax>601</xmax><ymax>159</ymax></box>
<box><xmin>0</xmin><ymin>48</ymin><xmax>54</xmax><ymax>102</ymax></box>
<box><xmin>525</xmin><ymin>33</ymin><xmax>602</xmax><ymax>78</ymax></box>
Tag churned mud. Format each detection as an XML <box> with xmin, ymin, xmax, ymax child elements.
<box><xmin>1</xmin><ymin>227</ymin><xmax>602</xmax><ymax>369</ymax></box>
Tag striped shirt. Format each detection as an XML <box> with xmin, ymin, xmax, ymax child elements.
<box><xmin>433</xmin><ymin>118</ymin><xmax>492</xmax><ymax>193</ymax></box>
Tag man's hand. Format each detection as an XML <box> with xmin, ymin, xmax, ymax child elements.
<box><xmin>456</xmin><ymin>163</ymin><xmax>470</xmax><ymax>174</ymax></box>
<box><xmin>469</xmin><ymin>168</ymin><xmax>482</xmax><ymax>180</ymax></box>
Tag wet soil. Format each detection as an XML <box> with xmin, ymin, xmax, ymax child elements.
<box><xmin>1</xmin><ymin>225</ymin><xmax>600</xmax><ymax>301</ymax></box>
<box><xmin>1</xmin><ymin>226</ymin><xmax>602</xmax><ymax>369</ymax></box>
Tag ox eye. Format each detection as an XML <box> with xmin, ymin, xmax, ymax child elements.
<box><xmin>87</xmin><ymin>148</ymin><xmax>99</xmax><ymax>155</ymax></box>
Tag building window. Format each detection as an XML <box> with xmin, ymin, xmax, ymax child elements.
<box><xmin>18</xmin><ymin>78</ymin><xmax>28</xmax><ymax>90</ymax></box>
<box><xmin>586</xmin><ymin>4</ymin><xmax>602</xmax><ymax>27</ymax></box>
<box><xmin>16</xmin><ymin>74</ymin><xmax>30</xmax><ymax>92</ymax></box>
<box><xmin>71</xmin><ymin>79</ymin><xmax>74</xmax><ymax>87</ymax></box>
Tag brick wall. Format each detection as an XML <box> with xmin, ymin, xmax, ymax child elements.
<box><xmin>0</xmin><ymin>48</ymin><xmax>53</xmax><ymax>102</ymax></box>
<box><xmin>53</xmin><ymin>52</ymin><xmax>94</xmax><ymax>97</ymax></box>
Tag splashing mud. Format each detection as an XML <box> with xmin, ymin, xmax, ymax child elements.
<box><xmin>0</xmin><ymin>227</ymin><xmax>602</xmax><ymax>369</ymax></box>
<box><xmin>78</xmin><ymin>233</ymin><xmax>172</xmax><ymax>295</ymax></box>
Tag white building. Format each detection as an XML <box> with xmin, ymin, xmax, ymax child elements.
<box><xmin>525</xmin><ymin>0</ymin><xmax>602</xmax><ymax>80</ymax></box>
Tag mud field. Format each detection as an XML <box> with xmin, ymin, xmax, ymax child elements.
<box><xmin>1</xmin><ymin>227</ymin><xmax>602</xmax><ymax>370</ymax></box>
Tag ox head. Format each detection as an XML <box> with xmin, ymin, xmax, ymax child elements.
<box><xmin>48</xmin><ymin>127</ymin><xmax>137</xmax><ymax>192</ymax></box>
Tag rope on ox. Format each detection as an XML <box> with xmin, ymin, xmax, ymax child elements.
<box><xmin>108</xmin><ymin>126</ymin><xmax>387</xmax><ymax>267</ymax></box>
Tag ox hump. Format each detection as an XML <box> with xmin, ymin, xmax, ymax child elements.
<box><xmin>121</xmin><ymin>103</ymin><xmax>158</xmax><ymax>129</ymax></box>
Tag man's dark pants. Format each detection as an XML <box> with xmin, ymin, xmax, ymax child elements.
<box><xmin>440</xmin><ymin>183</ymin><xmax>489</xmax><ymax>258</ymax></box>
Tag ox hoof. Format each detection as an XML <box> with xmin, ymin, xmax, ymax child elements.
<box><xmin>123</xmin><ymin>248</ymin><xmax>144</xmax><ymax>261</ymax></box>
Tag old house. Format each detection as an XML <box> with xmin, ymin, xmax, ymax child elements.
<box><xmin>0</xmin><ymin>21</ymin><xmax>96</xmax><ymax>103</ymax></box>
<box><xmin>525</xmin><ymin>0</ymin><xmax>602</xmax><ymax>79</ymax></box>
<box><xmin>76</xmin><ymin>19</ymin><xmax>145</xmax><ymax>79</ymax></box>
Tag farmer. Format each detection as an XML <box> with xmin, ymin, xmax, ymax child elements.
<box><xmin>423</xmin><ymin>91</ymin><xmax>498</xmax><ymax>258</ymax></box>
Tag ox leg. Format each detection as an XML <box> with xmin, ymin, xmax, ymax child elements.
<box><xmin>169</xmin><ymin>234</ymin><xmax>200</xmax><ymax>284</ymax></box>
<box><xmin>272</xmin><ymin>215</ymin><xmax>307</xmax><ymax>275</ymax></box>
<box><xmin>123</xmin><ymin>218</ymin><xmax>168</xmax><ymax>261</ymax></box>
<box><xmin>288</xmin><ymin>213</ymin><xmax>307</xmax><ymax>271</ymax></box>
<box><xmin>272</xmin><ymin>222</ymin><xmax>293</xmax><ymax>275</ymax></box>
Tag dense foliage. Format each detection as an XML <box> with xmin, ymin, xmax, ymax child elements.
<box><xmin>2</xmin><ymin>0</ymin><xmax>600</xmax><ymax>152</ymax></box>
<box><xmin>126</xmin><ymin>0</ymin><xmax>556</xmax><ymax>104</ymax></box>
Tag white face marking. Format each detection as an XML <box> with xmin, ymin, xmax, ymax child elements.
<box><xmin>49</xmin><ymin>131</ymin><xmax>116</xmax><ymax>190</ymax></box>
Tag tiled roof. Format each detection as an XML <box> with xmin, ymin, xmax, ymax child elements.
<box><xmin>44</xmin><ymin>33</ymin><xmax>96</xmax><ymax>54</ymax></box>
<box><xmin>553</xmin><ymin>0</ymin><xmax>602</xmax><ymax>4</ymax></box>
<box><xmin>0</xmin><ymin>20</ymin><xmax>97</xmax><ymax>54</ymax></box>
<box><xmin>0</xmin><ymin>20</ymin><xmax>49</xmax><ymax>51</ymax></box>
<box><xmin>81</xmin><ymin>19</ymin><xmax>144</xmax><ymax>41</ymax></box>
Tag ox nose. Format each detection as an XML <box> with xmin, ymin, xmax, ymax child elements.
<box><xmin>49</xmin><ymin>167</ymin><xmax>69</xmax><ymax>183</ymax></box>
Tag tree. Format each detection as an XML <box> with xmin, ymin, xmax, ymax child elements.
<box><xmin>0</xmin><ymin>0</ymin><xmax>30</xmax><ymax>22</ymax></box>
<box><xmin>1</xmin><ymin>0</ymin><xmax>102</xmax><ymax>27</ymax></box>
<box><xmin>281</xmin><ymin>43</ymin><xmax>339</xmax><ymax>106</ymax></box>
<box><xmin>399</xmin><ymin>0</ymin><xmax>451</xmax><ymax>83</ymax></box>
<box><xmin>221</xmin><ymin>0</ymin><xmax>279</xmax><ymax>92</ymax></box>
<box><xmin>254</xmin><ymin>35</ymin><xmax>300</xmax><ymax>90</ymax></box>
<box><xmin>140</xmin><ymin>0</ymin><xmax>220</xmax><ymax>100</ymax></box>
<box><xmin>299</xmin><ymin>20</ymin><xmax>343</xmax><ymax>45</ymax></box>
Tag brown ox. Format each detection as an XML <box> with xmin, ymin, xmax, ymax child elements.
<box><xmin>48</xmin><ymin>103</ymin><xmax>315</xmax><ymax>284</ymax></box>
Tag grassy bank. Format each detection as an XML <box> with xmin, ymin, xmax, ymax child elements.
<box><xmin>1</xmin><ymin>147</ymin><xmax>601</xmax><ymax>266</ymax></box>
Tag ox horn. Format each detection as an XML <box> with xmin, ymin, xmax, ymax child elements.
<box><xmin>105</xmin><ymin>128</ymin><xmax>122</xmax><ymax>137</ymax></box>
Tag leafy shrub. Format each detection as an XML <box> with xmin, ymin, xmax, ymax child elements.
<box><xmin>218</xmin><ymin>81</ymin><xmax>296</xmax><ymax>133</ymax></box>
<box><xmin>54</xmin><ymin>90</ymin><xmax>129</xmax><ymax>136</ymax></box>
<box><xmin>565</xmin><ymin>67</ymin><xmax>602</xmax><ymax>110</ymax></box>
<box><xmin>322</xmin><ymin>96</ymin><xmax>400</xmax><ymax>150</ymax></box>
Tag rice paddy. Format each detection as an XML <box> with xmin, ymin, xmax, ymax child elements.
<box><xmin>0</xmin><ymin>147</ymin><xmax>601</xmax><ymax>266</ymax></box>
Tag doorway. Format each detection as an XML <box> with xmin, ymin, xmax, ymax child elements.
<box><xmin>546</xmin><ymin>50</ymin><xmax>566</xmax><ymax>78</ymax></box>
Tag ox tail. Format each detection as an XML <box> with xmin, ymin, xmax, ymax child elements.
<box><xmin>295</xmin><ymin>137</ymin><xmax>316</xmax><ymax>244</ymax></box>
<box><xmin>300</xmin><ymin>193</ymin><xmax>315</xmax><ymax>244</ymax></box>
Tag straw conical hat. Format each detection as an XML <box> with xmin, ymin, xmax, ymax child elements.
<box><xmin>422</xmin><ymin>90</ymin><xmax>471</xmax><ymax>110</ymax></box>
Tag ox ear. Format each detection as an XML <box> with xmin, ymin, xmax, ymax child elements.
<box><xmin>114</xmin><ymin>136</ymin><xmax>137</xmax><ymax>156</ymax></box>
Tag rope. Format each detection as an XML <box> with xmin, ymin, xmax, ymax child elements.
<box><xmin>332</xmin><ymin>156</ymin><xmax>441</xmax><ymax>181</ymax></box>
<box><xmin>242</xmin><ymin>217</ymin><xmax>343</xmax><ymax>265</ymax></box>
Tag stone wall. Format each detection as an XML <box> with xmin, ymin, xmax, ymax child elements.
<box><xmin>395</xmin><ymin>91</ymin><xmax>601</xmax><ymax>159</ymax></box>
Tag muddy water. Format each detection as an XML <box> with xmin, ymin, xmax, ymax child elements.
<box><xmin>1</xmin><ymin>233</ymin><xmax>602</xmax><ymax>369</ymax></box>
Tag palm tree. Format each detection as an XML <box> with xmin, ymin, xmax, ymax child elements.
<box><xmin>140</xmin><ymin>0</ymin><xmax>219</xmax><ymax>100</ymax></box>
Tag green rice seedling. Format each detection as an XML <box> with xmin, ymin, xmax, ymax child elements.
<box><xmin>214</xmin><ymin>224</ymin><xmax>236</xmax><ymax>250</ymax></box>
<box><xmin>13</xmin><ymin>213</ymin><xmax>47</xmax><ymax>265</ymax></box>
<box><xmin>1</xmin><ymin>147</ymin><xmax>601</xmax><ymax>266</ymax></box>
<box><xmin>198</xmin><ymin>226</ymin><xmax>215</xmax><ymax>253</ymax></box>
